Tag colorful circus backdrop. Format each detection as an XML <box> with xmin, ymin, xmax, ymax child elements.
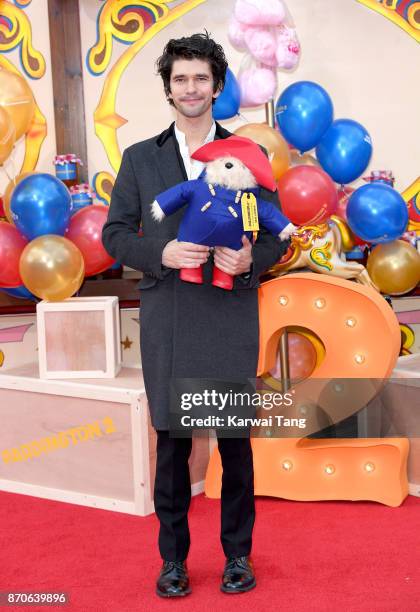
<box><xmin>0</xmin><ymin>0</ymin><xmax>418</xmax><ymax>212</ymax></box>
<box><xmin>0</xmin><ymin>0</ymin><xmax>419</xmax><ymax>370</ymax></box>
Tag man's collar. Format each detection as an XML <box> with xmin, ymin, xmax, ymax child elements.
<box><xmin>155</xmin><ymin>120</ymin><xmax>232</xmax><ymax>147</ymax></box>
<box><xmin>174</xmin><ymin>121</ymin><xmax>216</xmax><ymax>148</ymax></box>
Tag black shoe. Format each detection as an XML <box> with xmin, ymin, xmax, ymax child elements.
<box><xmin>221</xmin><ymin>556</ymin><xmax>256</xmax><ymax>594</ymax></box>
<box><xmin>156</xmin><ymin>560</ymin><xmax>191</xmax><ymax>598</ymax></box>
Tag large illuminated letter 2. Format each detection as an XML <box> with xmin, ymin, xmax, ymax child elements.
<box><xmin>205</xmin><ymin>273</ymin><xmax>409</xmax><ymax>507</ymax></box>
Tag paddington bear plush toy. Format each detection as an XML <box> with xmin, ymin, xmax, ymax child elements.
<box><xmin>151</xmin><ymin>135</ymin><xmax>296</xmax><ymax>290</ymax></box>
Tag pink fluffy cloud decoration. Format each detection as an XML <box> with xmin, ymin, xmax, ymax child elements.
<box><xmin>238</xmin><ymin>65</ymin><xmax>278</xmax><ymax>107</ymax></box>
<box><xmin>227</xmin><ymin>14</ymin><xmax>250</xmax><ymax>50</ymax></box>
<box><xmin>276</xmin><ymin>24</ymin><xmax>300</xmax><ymax>69</ymax></box>
<box><xmin>234</xmin><ymin>0</ymin><xmax>286</xmax><ymax>26</ymax></box>
<box><xmin>246</xmin><ymin>28</ymin><xmax>278</xmax><ymax>67</ymax></box>
<box><xmin>228</xmin><ymin>0</ymin><xmax>301</xmax><ymax>106</ymax></box>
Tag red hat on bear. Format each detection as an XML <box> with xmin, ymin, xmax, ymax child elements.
<box><xmin>191</xmin><ymin>135</ymin><xmax>276</xmax><ymax>192</ymax></box>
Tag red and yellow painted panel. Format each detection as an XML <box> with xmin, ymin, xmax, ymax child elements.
<box><xmin>357</xmin><ymin>0</ymin><xmax>420</xmax><ymax>41</ymax></box>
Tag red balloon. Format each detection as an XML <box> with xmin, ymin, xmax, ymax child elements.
<box><xmin>336</xmin><ymin>185</ymin><xmax>354</xmax><ymax>220</ymax></box>
<box><xmin>0</xmin><ymin>221</ymin><xmax>28</xmax><ymax>287</ymax></box>
<box><xmin>277</xmin><ymin>166</ymin><xmax>338</xmax><ymax>225</ymax></box>
<box><xmin>335</xmin><ymin>186</ymin><xmax>369</xmax><ymax>247</ymax></box>
<box><xmin>66</xmin><ymin>205</ymin><xmax>115</xmax><ymax>276</ymax></box>
<box><xmin>352</xmin><ymin>233</ymin><xmax>370</xmax><ymax>248</ymax></box>
<box><xmin>270</xmin><ymin>332</ymin><xmax>317</xmax><ymax>382</ymax></box>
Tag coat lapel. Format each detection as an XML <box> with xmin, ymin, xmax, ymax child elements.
<box><xmin>152</xmin><ymin>122</ymin><xmax>187</xmax><ymax>191</ymax></box>
<box><xmin>215</xmin><ymin>122</ymin><xmax>233</xmax><ymax>140</ymax></box>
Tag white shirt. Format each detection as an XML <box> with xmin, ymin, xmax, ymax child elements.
<box><xmin>174</xmin><ymin>121</ymin><xmax>216</xmax><ymax>180</ymax></box>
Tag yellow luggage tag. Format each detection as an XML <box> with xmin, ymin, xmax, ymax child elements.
<box><xmin>241</xmin><ymin>192</ymin><xmax>259</xmax><ymax>232</ymax></box>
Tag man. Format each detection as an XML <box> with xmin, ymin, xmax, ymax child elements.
<box><xmin>102</xmin><ymin>32</ymin><xmax>289</xmax><ymax>598</ymax></box>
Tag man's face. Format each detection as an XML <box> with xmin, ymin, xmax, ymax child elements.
<box><xmin>168</xmin><ymin>58</ymin><xmax>220</xmax><ymax>118</ymax></box>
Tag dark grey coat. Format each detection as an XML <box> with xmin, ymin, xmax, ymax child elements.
<box><xmin>102</xmin><ymin>121</ymin><xmax>288</xmax><ymax>430</ymax></box>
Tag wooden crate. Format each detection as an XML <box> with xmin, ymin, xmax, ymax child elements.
<box><xmin>0</xmin><ymin>364</ymin><xmax>210</xmax><ymax>515</ymax></box>
<box><xmin>384</xmin><ymin>353</ymin><xmax>420</xmax><ymax>497</ymax></box>
<box><xmin>36</xmin><ymin>296</ymin><xmax>122</xmax><ymax>379</ymax></box>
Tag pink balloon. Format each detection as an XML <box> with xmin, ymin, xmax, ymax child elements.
<box><xmin>0</xmin><ymin>221</ymin><xmax>28</xmax><ymax>288</ymax></box>
<box><xmin>66</xmin><ymin>205</ymin><xmax>115</xmax><ymax>276</ymax></box>
<box><xmin>270</xmin><ymin>332</ymin><xmax>317</xmax><ymax>381</ymax></box>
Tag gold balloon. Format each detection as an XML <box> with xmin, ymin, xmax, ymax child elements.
<box><xmin>19</xmin><ymin>235</ymin><xmax>85</xmax><ymax>301</ymax></box>
<box><xmin>3</xmin><ymin>171</ymin><xmax>39</xmax><ymax>224</ymax></box>
<box><xmin>0</xmin><ymin>68</ymin><xmax>35</xmax><ymax>140</ymax></box>
<box><xmin>0</xmin><ymin>106</ymin><xmax>15</xmax><ymax>165</ymax></box>
<box><xmin>367</xmin><ymin>240</ymin><xmax>420</xmax><ymax>296</ymax></box>
<box><xmin>234</xmin><ymin>123</ymin><xmax>290</xmax><ymax>181</ymax></box>
<box><xmin>290</xmin><ymin>149</ymin><xmax>320</xmax><ymax>168</ymax></box>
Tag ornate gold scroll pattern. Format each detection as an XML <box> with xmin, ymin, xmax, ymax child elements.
<box><xmin>0</xmin><ymin>0</ymin><xmax>45</xmax><ymax>78</ymax></box>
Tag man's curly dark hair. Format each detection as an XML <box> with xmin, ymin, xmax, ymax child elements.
<box><xmin>156</xmin><ymin>31</ymin><xmax>228</xmax><ymax>106</ymax></box>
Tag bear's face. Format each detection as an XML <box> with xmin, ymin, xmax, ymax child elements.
<box><xmin>204</xmin><ymin>156</ymin><xmax>258</xmax><ymax>191</ymax></box>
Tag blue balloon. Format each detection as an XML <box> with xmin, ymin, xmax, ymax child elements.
<box><xmin>316</xmin><ymin>119</ymin><xmax>372</xmax><ymax>184</ymax></box>
<box><xmin>11</xmin><ymin>173</ymin><xmax>72</xmax><ymax>240</ymax></box>
<box><xmin>275</xmin><ymin>81</ymin><xmax>333</xmax><ymax>153</ymax></box>
<box><xmin>347</xmin><ymin>183</ymin><xmax>408</xmax><ymax>244</ymax></box>
<box><xmin>213</xmin><ymin>68</ymin><xmax>240</xmax><ymax>120</ymax></box>
<box><xmin>1</xmin><ymin>285</ymin><xmax>38</xmax><ymax>301</ymax></box>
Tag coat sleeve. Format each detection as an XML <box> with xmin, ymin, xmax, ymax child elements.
<box><xmin>258</xmin><ymin>197</ymin><xmax>291</xmax><ymax>236</ymax></box>
<box><xmin>155</xmin><ymin>180</ymin><xmax>197</xmax><ymax>217</ymax></box>
<box><xmin>236</xmin><ymin>185</ymin><xmax>291</xmax><ymax>289</ymax></box>
<box><xmin>101</xmin><ymin>148</ymin><xmax>172</xmax><ymax>278</ymax></box>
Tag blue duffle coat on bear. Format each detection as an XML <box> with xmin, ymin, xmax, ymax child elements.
<box><xmin>155</xmin><ymin>173</ymin><xmax>290</xmax><ymax>250</ymax></box>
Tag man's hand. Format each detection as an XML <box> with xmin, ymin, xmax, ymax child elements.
<box><xmin>162</xmin><ymin>239</ymin><xmax>210</xmax><ymax>269</ymax></box>
<box><xmin>213</xmin><ymin>235</ymin><xmax>253</xmax><ymax>276</ymax></box>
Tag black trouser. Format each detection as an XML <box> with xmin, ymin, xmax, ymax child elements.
<box><xmin>154</xmin><ymin>431</ymin><xmax>255</xmax><ymax>561</ymax></box>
